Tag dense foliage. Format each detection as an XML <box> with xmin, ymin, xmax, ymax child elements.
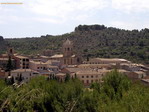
<box><xmin>0</xmin><ymin>70</ymin><xmax>149</xmax><ymax>112</ymax></box>
<box><xmin>0</xmin><ymin>36</ymin><xmax>6</xmax><ymax>54</ymax></box>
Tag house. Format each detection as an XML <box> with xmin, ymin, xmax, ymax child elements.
<box><xmin>29</xmin><ymin>60</ymin><xmax>59</xmax><ymax>74</ymax></box>
<box><xmin>83</xmin><ymin>58</ymin><xmax>130</xmax><ymax>66</ymax></box>
<box><xmin>55</xmin><ymin>73</ymin><xmax>66</xmax><ymax>82</ymax></box>
<box><xmin>10</xmin><ymin>69</ymin><xmax>39</xmax><ymax>82</ymax></box>
<box><xmin>14</xmin><ymin>55</ymin><xmax>29</xmax><ymax>69</ymax></box>
<box><xmin>78</xmin><ymin>64</ymin><xmax>113</xmax><ymax>69</ymax></box>
<box><xmin>75</xmin><ymin>69</ymin><xmax>111</xmax><ymax>86</ymax></box>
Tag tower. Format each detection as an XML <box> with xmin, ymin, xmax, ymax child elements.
<box><xmin>7</xmin><ymin>47</ymin><xmax>14</xmax><ymax>57</ymax></box>
<box><xmin>62</xmin><ymin>39</ymin><xmax>73</xmax><ymax>57</ymax></box>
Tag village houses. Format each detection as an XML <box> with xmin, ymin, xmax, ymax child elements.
<box><xmin>0</xmin><ymin>39</ymin><xmax>149</xmax><ymax>85</ymax></box>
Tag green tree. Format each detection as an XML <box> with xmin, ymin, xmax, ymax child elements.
<box><xmin>65</xmin><ymin>73</ymin><xmax>70</xmax><ymax>82</ymax></box>
<box><xmin>5</xmin><ymin>56</ymin><xmax>13</xmax><ymax>75</ymax></box>
<box><xmin>103</xmin><ymin>69</ymin><xmax>131</xmax><ymax>100</ymax></box>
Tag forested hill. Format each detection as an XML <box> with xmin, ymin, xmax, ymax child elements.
<box><xmin>0</xmin><ymin>36</ymin><xmax>7</xmax><ymax>54</ymax></box>
<box><xmin>2</xmin><ymin>24</ymin><xmax>149</xmax><ymax>64</ymax></box>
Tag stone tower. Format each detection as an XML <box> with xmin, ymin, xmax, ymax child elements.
<box><xmin>62</xmin><ymin>39</ymin><xmax>73</xmax><ymax>57</ymax></box>
<box><xmin>7</xmin><ymin>47</ymin><xmax>14</xmax><ymax>57</ymax></box>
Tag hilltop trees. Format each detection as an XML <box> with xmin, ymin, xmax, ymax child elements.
<box><xmin>3</xmin><ymin>24</ymin><xmax>149</xmax><ymax>64</ymax></box>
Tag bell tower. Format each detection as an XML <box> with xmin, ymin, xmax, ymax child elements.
<box><xmin>7</xmin><ymin>47</ymin><xmax>14</xmax><ymax>57</ymax></box>
<box><xmin>62</xmin><ymin>39</ymin><xmax>73</xmax><ymax>57</ymax></box>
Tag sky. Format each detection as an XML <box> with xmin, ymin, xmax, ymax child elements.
<box><xmin>0</xmin><ymin>0</ymin><xmax>149</xmax><ymax>38</ymax></box>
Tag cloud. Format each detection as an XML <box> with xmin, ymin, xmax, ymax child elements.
<box><xmin>25</xmin><ymin>0</ymin><xmax>108</xmax><ymax>23</ymax></box>
<box><xmin>109</xmin><ymin>21</ymin><xmax>137</xmax><ymax>30</ymax></box>
<box><xmin>112</xmin><ymin>0</ymin><xmax>149</xmax><ymax>13</ymax></box>
<box><xmin>109</xmin><ymin>20</ymin><xmax>149</xmax><ymax>30</ymax></box>
<box><xmin>33</xmin><ymin>17</ymin><xmax>64</xmax><ymax>24</ymax></box>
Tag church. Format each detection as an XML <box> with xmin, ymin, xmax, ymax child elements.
<box><xmin>50</xmin><ymin>39</ymin><xmax>82</xmax><ymax>66</ymax></box>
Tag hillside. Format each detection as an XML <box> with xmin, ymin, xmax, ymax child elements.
<box><xmin>0</xmin><ymin>36</ymin><xmax>7</xmax><ymax>54</ymax></box>
<box><xmin>2</xmin><ymin>24</ymin><xmax>149</xmax><ymax>64</ymax></box>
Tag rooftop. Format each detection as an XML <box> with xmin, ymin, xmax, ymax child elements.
<box><xmin>0</xmin><ymin>58</ymin><xmax>14</xmax><ymax>61</ymax></box>
<box><xmin>89</xmin><ymin>58</ymin><xmax>129</xmax><ymax>62</ymax></box>
<box><xmin>46</xmin><ymin>60</ymin><xmax>60</xmax><ymax>64</ymax></box>
<box><xmin>15</xmin><ymin>55</ymin><xmax>29</xmax><ymax>59</ymax></box>
<box><xmin>63</xmin><ymin>39</ymin><xmax>73</xmax><ymax>46</ymax></box>
<box><xmin>76</xmin><ymin>69</ymin><xmax>111</xmax><ymax>75</ymax></box>
<box><xmin>11</xmin><ymin>69</ymin><xmax>38</xmax><ymax>73</ymax></box>
<box><xmin>40</xmin><ymin>55</ymin><xmax>50</xmax><ymax>58</ymax></box>
<box><xmin>50</xmin><ymin>54</ymin><xmax>63</xmax><ymax>58</ymax></box>
<box><xmin>78</xmin><ymin>64</ymin><xmax>112</xmax><ymax>68</ymax></box>
<box><xmin>56</xmin><ymin>73</ymin><xmax>66</xmax><ymax>76</ymax></box>
<box><xmin>30</xmin><ymin>61</ymin><xmax>47</xmax><ymax>65</ymax></box>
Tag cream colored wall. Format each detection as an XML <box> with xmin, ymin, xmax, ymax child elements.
<box><xmin>29</xmin><ymin>62</ymin><xmax>47</xmax><ymax>71</ymax></box>
<box><xmin>76</xmin><ymin>72</ymin><xmax>105</xmax><ymax>84</ymax></box>
<box><xmin>11</xmin><ymin>71</ymin><xmax>39</xmax><ymax>82</ymax></box>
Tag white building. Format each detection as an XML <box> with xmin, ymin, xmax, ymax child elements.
<box><xmin>10</xmin><ymin>69</ymin><xmax>39</xmax><ymax>82</ymax></box>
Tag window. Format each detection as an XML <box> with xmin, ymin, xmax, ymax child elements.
<box><xmin>26</xmin><ymin>59</ymin><xmax>29</xmax><ymax>62</ymax></box>
<box><xmin>91</xmin><ymin>80</ymin><xmax>93</xmax><ymax>83</ymax></box>
<box><xmin>77</xmin><ymin>58</ymin><xmax>80</xmax><ymax>63</ymax></box>
<box><xmin>82</xmin><ymin>80</ymin><xmax>84</xmax><ymax>83</ymax></box>
<box><xmin>64</xmin><ymin>59</ymin><xmax>66</xmax><ymax>64</ymax></box>
<box><xmin>10</xmin><ymin>49</ymin><xmax>13</xmax><ymax>53</ymax></box>
<box><xmin>33</xmin><ymin>73</ymin><xmax>38</xmax><ymax>75</ymax></box>
<box><xmin>91</xmin><ymin>75</ymin><xmax>93</xmax><ymax>78</ymax></box>
<box><xmin>71</xmin><ymin>59</ymin><xmax>73</xmax><ymax>64</ymax></box>
<box><xmin>86</xmin><ymin>76</ymin><xmax>89</xmax><ymax>78</ymax></box>
<box><xmin>86</xmin><ymin>80</ymin><xmax>89</xmax><ymax>83</ymax></box>
<box><xmin>82</xmin><ymin>76</ymin><xmax>84</xmax><ymax>78</ymax></box>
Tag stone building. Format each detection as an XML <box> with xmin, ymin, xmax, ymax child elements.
<box><xmin>10</xmin><ymin>69</ymin><xmax>39</xmax><ymax>83</ymax></box>
<box><xmin>50</xmin><ymin>39</ymin><xmax>81</xmax><ymax>67</ymax></box>
<box><xmin>14</xmin><ymin>55</ymin><xmax>29</xmax><ymax>69</ymax></box>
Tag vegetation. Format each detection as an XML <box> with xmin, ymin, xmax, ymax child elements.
<box><xmin>0</xmin><ymin>70</ymin><xmax>149</xmax><ymax>112</ymax></box>
<box><xmin>1</xmin><ymin>25</ymin><xmax>149</xmax><ymax>64</ymax></box>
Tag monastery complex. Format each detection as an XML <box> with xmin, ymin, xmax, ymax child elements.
<box><xmin>0</xmin><ymin>39</ymin><xmax>149</xmax><ymax>86</ymax></box>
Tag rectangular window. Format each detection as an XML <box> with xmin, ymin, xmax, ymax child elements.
<box><xmin>82</xmin><ymin>76</ymin><xmax>84</xmax><ymax>78</ymax></box>
<box><xmin>86</xmin><ymin>76</ymin><xmax>89</xmax><ymax>78</ymax></box>
<box><xmin>86</xmin><ymin>80</ymin><xmax>89</xmax><ymax>83</ymax></box>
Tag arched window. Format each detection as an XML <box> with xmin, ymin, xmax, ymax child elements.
<box><xmin>77</xmin><ymin>58</ymin><xmax>80</xmax><ymax>63</ymax></box>
<box><xmin>71</xmin><ymin>59</ymin><xmax>73</xmax><ymax>64</ymax></box>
